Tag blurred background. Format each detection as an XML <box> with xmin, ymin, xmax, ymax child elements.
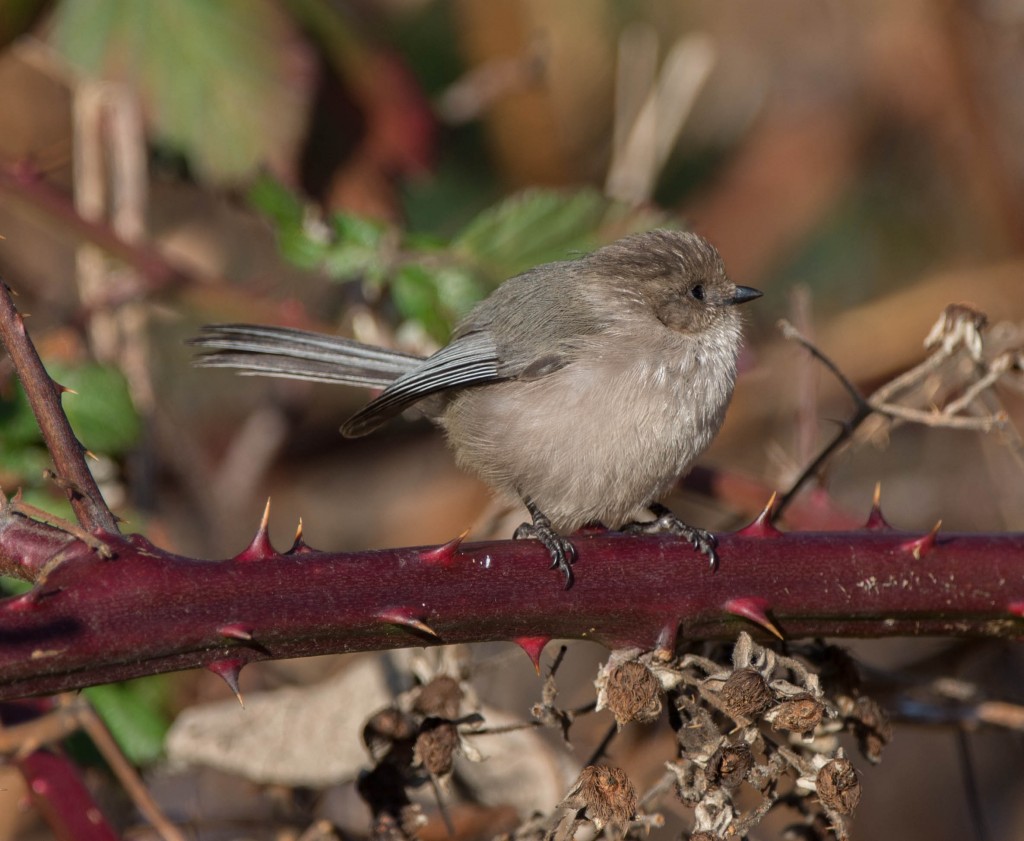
<box><xmin>0</xmin><ymin>1</ymin><xmax>1023</xmax><ymax>839</ymax></box>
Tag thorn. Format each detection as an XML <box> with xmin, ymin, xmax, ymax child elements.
<box><xmin>207</xmin><ymin>658</ymin><xmax>246</xmax><ymax>707</ymax></box>
<box><xmin>513</xmin><ymin>636</ymin><xmax>550</xmax><ymax>674</ymax></box>
<box><xmin>235</xmin><ymin>498</ymin><xmax>275</xmax><ymax>562</ymax></box>
<box><xmin>378</xmin><ymin>608</ymin><xmax>440</xmax><ymax>640</ymax></box>
<box><xmin>287</xmin><ymin>517</ymin><xmax>313</xmax><ymax>554</ymax></box>
<box><xmin>655</xmin><ymin>620</ymin><xmax>679</xmax><ymax>655</ymax></box>
<box><xmin>4</xmin><ymin>591</ymin><xmax>41</xmax><ymax>613</ymax></box>
<box><xmin>1009</xmin><ymin>602</ymin><xmax>1024</xmax><ymax>618</ymax></box>
<box><xmin>419</xmin><ymin>530</ymin><xmax>469</xmax><ymax>565</ymax></box>
<box><xmin>723</xmin><ymin>597</ymin><xmax>784</xmax><ymax>640</ymax></box>
<box><xmin>865</xmin><ymin>482</ymin><xmax>891</xmax><ymax>530</ymax></box>
<box><xmin>218</xmin><ymin>623</ymin><xmax>254</xmax><ymax>642</ymax></box>
<box><xmin>84</xmin><ymin>450</ymin><xmax>98</xmax><ymax>461</ymax></box>
<box><xmin>54</xmin><ymin>382</ymin><xmax>77</xmax><ymax>396</ymax></box>
<box><xmin>736</xmin><ymin>492</ymin><xmax>783</xmax><ymax>538</ymax></box>
<box><xmin>900</xmin><ymin>520</ymin><xmax>942</xmax><ymax>560</ymax></box>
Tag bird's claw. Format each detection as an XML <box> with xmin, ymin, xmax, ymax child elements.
<box><xmin>626</xmin><ymin>505</ymin><xmax>720</xmax><ymax>572</ymax></box>
<box><xmin>514</xmin><ymin>518</ymin><xmax>577</xmax><ymax>589</ymax></box>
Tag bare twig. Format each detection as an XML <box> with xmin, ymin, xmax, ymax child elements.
<box><xmin>775</xmin><ymin>319</ymin><xmax>874</xmax><ymax>519</ymax></box>
<box><xmin>775</xmin><ymin>306</ymin><xmax>1022</xmax><ymax>520</ymax></box>
<box><xmin>466</xmin><ymin>701</ymin><xmax>597</xmax><ymax>737</ymax></box>
<box><xmin>0</xmin><ymin>698</ymin><xmax>83</xmax><ymax>757</ymax></box>
<box><xmin>868</xmin><ymin>403</ymin><xmax>1004</xmax><ymax>432</ymax></box>
<box><xmin>77</xmin><ymin>703</ymin><xmax>188</xmax><ymax>841</ymax></box>
<box><xmin>9</xmin><ymin>491</ymin><xmax>113</xmax><ymax>559</ymax></box>
<box><xmin>0</xmin><ymin>164</ymin><xmax>191</xmax><ymax>301</ymax></box>
<box><xmin>583</xmin><ymin>721</ymin><xmax>619</xmax><ymax>768</ymax></box>
<box><xmin>0</xmin><ymin>695</ymin><xmax>186</xmax><ymax>841</ymax></box>
<box><xmin>0</xmin><ymin>281</ymin><xmax>118</xmax><ymax>533</ymax></box>
<box><xmin>954</xmin><ymin>730</ymin><xmax>992</xmax><ymax>841</ymax></box>
<box><xmin>778</xmin><ymin>319</ymin><xmax>867</xmax><ymax>411</ymax></box>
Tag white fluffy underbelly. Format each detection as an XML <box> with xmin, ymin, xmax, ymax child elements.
<box><xmin>443</xmin><ymin>352</ymin><xmax>735</xmax><ymax>531</ymax></box>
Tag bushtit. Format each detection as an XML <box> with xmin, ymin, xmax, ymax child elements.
<box><xmin>192</xmin><ymin>230</ymin><xmax>761</xmax><ymax>585</ymax></box>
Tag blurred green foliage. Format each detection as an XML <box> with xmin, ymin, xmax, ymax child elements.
<box><xmin>55</xmin><ymin>363</ymin><xmax>142</xmax><ymax>455</ymax></box>
<box><xmin>0</xmin><ymin>362</ymin><xmax>140</xmax><ymax>502</ymax></box>
<box><xmin>250</xmin><ymin>177</ymin><xmax>674</xmax><ymax>341</ymax></box>
<box><xmin>49</xmin><ymin>0</ymin><xmax>303</xmax><ymax>182</ymax></box>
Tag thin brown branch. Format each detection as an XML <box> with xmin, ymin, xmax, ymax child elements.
<box><xmin>0</xmin><ymin>163</ymin><xmax>191</xmax><ymax>300</ymax></box>
<box><xmin>77</xmin><ymin>704</ymin><xmax>187</xmax><ymax>841</ymax></box>
<box><xmin>869</xmin><ymin>403</ymin><xmax>1005</xmax><ymax>431</ymax></box>
<box><xmin>776</xmin><ymin>307</ymin><xmax>1022</xmax><ymax>520</ymax></box>
<box><xmin>775</xmin><ymin>319</ymin><xmax>875</xmax><ymax>519</ymax></box>
<box><xmin>777</xmin><ymin>319</ymin><xmax>867</xmax><ymax>410</ymax></box>
<box><xmin>867</xmin><ymin>344</ymin><xmax>954</xmax><ymax>406</ymax></box>
<box><xmin>1</xmin><ymin>695</ymin><xmax>185</xmax><ymax>841</ymax></box>
<box><xmin>0</xmin><ymin>698</ymin><xmax>82</xmax><ymax>757</ymax></box>
<box><xmin>0</xmin><ymin>281</ymin><xmax>118</xmax><ymax>534</ymax></box>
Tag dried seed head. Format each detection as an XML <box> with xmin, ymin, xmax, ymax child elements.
<box><xmin>363</xmin><ymin>707</ymin><xmax>418</xmax><ymax>765</ymax></box>
<box><xmin>364</xmin><ymin>707</ymin><xmax>417</xmax><ymax>753</ymax></box>
<box><xmin>414</xmin><ymin>718</ymin><xmax>459</xmax><ymax>777</ymax></box>
<box><xmin>706</xmin><ymin>742</ymin><xmax>754</xmax><ymax>790</ymax></box>
<box><xmin>851</xmin><ymin>696</ymin><xmax>892</xmax><ymax>763</ymax></box>
<box><xmin>924</xmin><ymin>303</ymin><xmax>987</xmax><ymax>360</ymax></box>
<box><xmin>604</xmin><ymin>661</ymin><xmax>663</xmax><ymax>726</ymax></box>
<box><xmin>560</xmin><ymin>765</ymin><xmax>637</xmax><ymax>830</ymax></box>
<box><xmin>767</xmin><ymin>694</ymin><xmax>825</xmax><ymax>736</ymax></box>
<box><xmin>816</xmin><ymin>757</ymin><xmax>861</xmax><ymax>816</ymax></box>
<box><xmin>413</xmin><ymin>675</ymin><xmax>463</xmax><ymax>719</ymax></box>
<box><xmin>718</xmin><ymin>668</ymin><xmax>774</xmax><ymax>721</ymax></box>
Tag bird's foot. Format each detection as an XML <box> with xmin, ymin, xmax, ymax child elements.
<box><xmin>514</xmin><ymin>498</ymin><xmax>577</xmax><ymax>588</ymax></box>
<box><xmin>625</xmin><ymin>502</ymin><xmax>719</xmax><ymax>571</ymax></box>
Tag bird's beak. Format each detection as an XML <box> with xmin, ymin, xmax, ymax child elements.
<box><xmin>730</xmin><ymin>286</ymin><xmax>762</xmax><ymax>305</ymax></box>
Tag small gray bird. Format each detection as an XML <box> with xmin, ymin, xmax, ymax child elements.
<box><xmin>192</xmin><ymin>230</ymin><xmax>761</xmax><ymax>585</ymax></box>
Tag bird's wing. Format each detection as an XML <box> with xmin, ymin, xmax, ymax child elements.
<box><xmin>341</xmin><ymin>331</ymin><xmax>501</xmax><ymax>437</ymax></box>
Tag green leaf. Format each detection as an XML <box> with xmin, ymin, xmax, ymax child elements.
<box><xmin>391</xmin><ymin>264</ymin><xmax>449</xmax><ymax>342</ymax></box>
<box><xmin>430</xmin><ymin>264</ymin><xmax>486</xmax><ymax>324</ymax></box>
<box><xmin>49</xmin><ymin>0</ymin><xmax>307</xmax><ymax>182</ymax></box>
<box><xmin>85</xmin><ymin>678</ymin><xmax>172</xmax><ymax>765</ymax></box>
<box><xmin>319</xmin><ymin>214</ymin><xmax>384</xmax><ymax>280</ymax></box>
<box><xmin>49</xmin><ymin>363</ymin><xmax>141</xmax><ymax>456</ymax></box>
<box><xmin>16</xmin><ymin>488</ymin><xmax>76</xmax><ymax>521</ymax></box>
<box><xmin>0</xmin><ymin>576</ymin><xmax>32</xmax><ymax>596</ymax></box>
<box><xmin>248</xmin><ymin>175</ymin><xmax>305</xmax><ymax>230</ymax></box>
<box><xmin>321</xmin><ymin>243</ymin><xmax>381</xmax><ymax>281</ymax></box>
<box><xmin>277</xmin><ymin>227</ymin><xmax>331</xmax><ymax>272</ymax></box>
<box><xmin>0</xmin><ymin>364</ymin><xmax>138</xmax><ymax>491</ymax></box>
<box><xmin>0</xmin><ymin>379</ymin><xmax>44</xmax><ymax>447</ymax></box>
<box><xmin>0</xmin><ymin>443</ymin><xmax>49</xmax><ymax>479</ymax></box>
<box><xmin>453</xmin><ymin>188</ymin><xmax>609</xmax><ymax>282</ymax></box>
<box><xmin>332</xmin><ymin>214</ymin><xmax>386</xmax><ymax>250</ymax></box>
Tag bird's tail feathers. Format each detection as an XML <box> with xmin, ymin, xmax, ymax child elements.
<box><xmin>190</xmin><ymin>324</ymin><xmax>422</xmax><ymax>389</ymax></box>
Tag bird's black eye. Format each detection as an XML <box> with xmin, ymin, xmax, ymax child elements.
<box><xmin>690</xmin><ymin>284</ymin><xmax>705</xmax><ymax>301</ymax></box>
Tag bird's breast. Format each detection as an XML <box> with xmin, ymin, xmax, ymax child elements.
<box><xmin>442</xmin><ymin>335</ymin><xmax>739</xmax><ymax>531</ymax></box>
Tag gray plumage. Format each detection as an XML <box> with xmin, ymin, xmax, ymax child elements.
<box><xmin>192</xmin><ymin>229</ymin><xmax>760</xmax><ymax>565</ymax></box>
